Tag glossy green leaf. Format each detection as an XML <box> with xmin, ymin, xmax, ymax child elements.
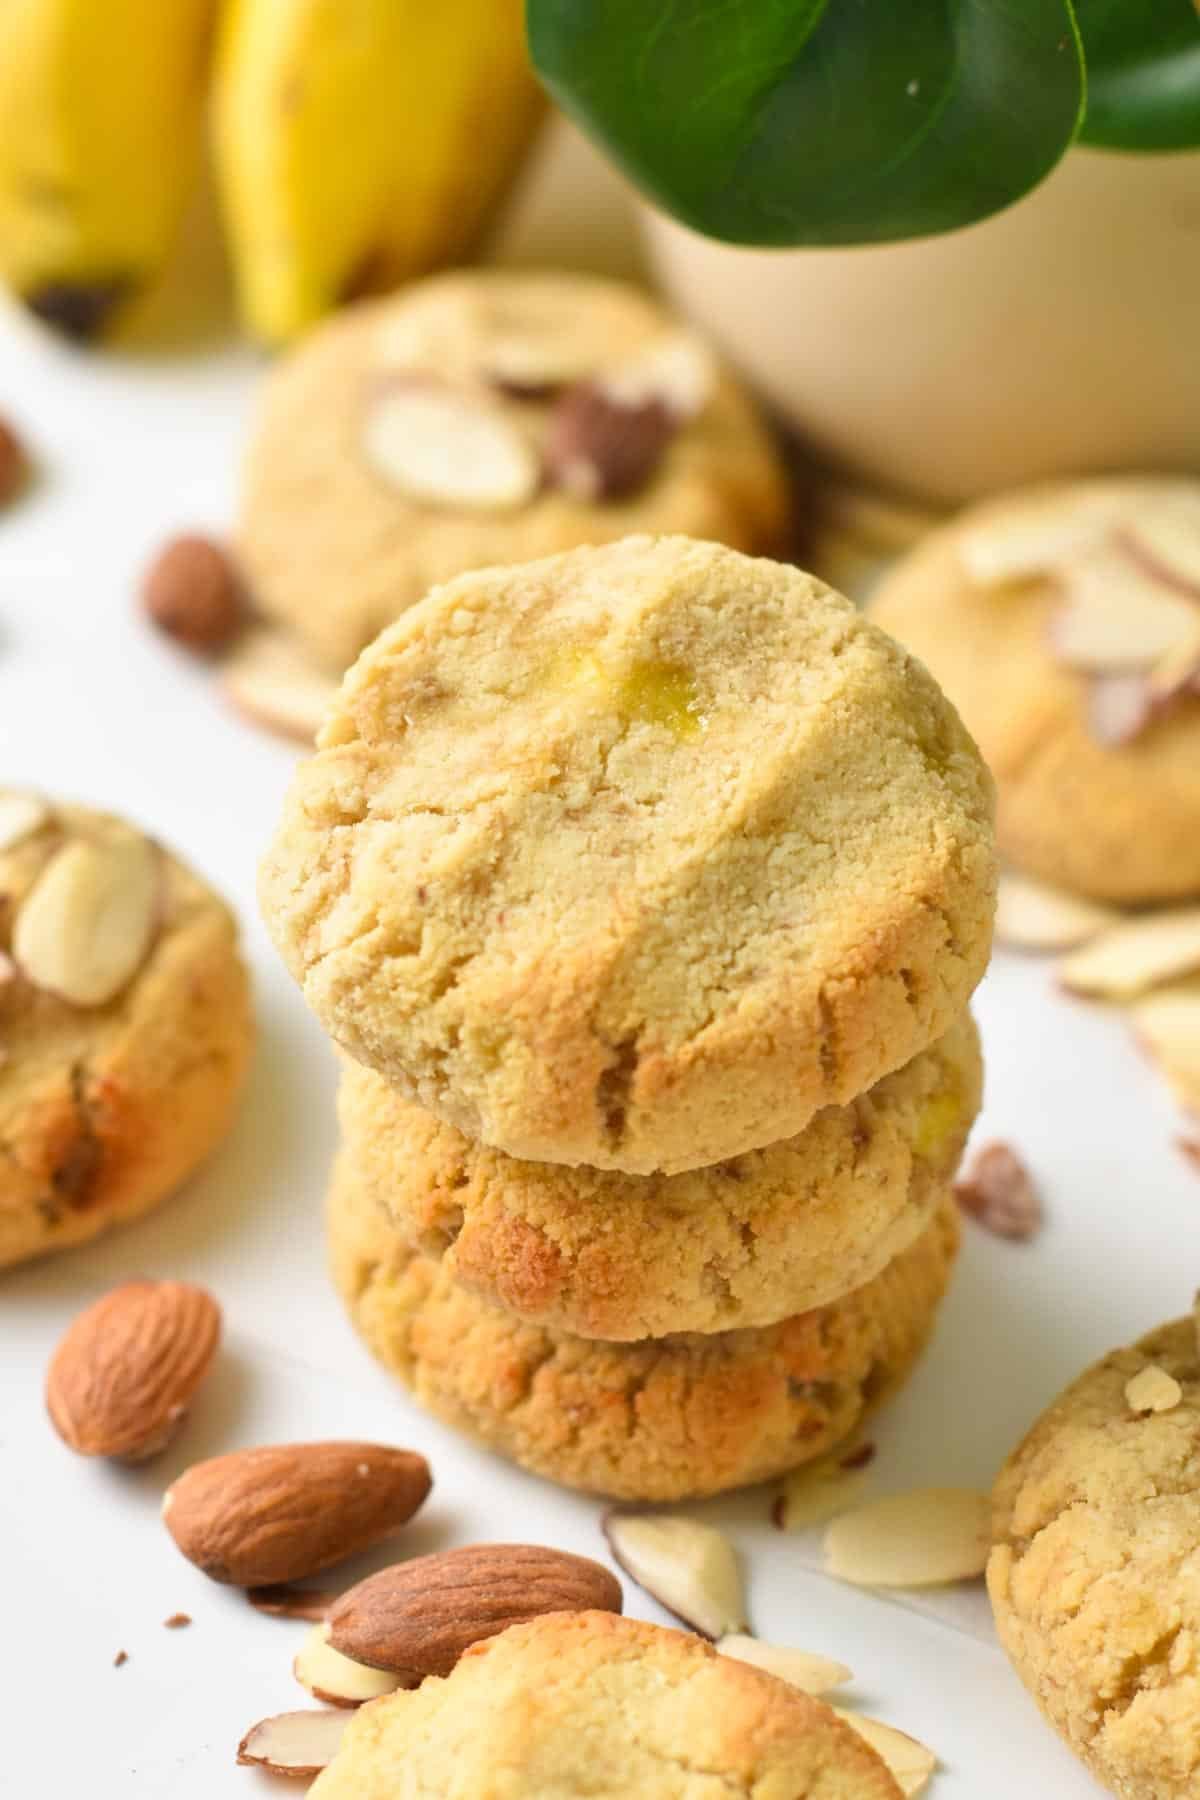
<box><xmin>528</xmin><ymin>0</ymin><xmax>1085</xmax><ymax>246</ymax></box>
<box><xmin>1075</xmin><ymin>0</ymin><xmax>1200</xmax><ymax>149</ymax></box>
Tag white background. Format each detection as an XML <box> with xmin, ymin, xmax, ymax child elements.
<box><xmin>2</xmin><ymin>126</ymin><xmax>1192</xmax><ymax>1797</ymax></box>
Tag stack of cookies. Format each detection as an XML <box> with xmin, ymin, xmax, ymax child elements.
<box><xmin>260</xmin><ymin>535</ymin><xmax>996</xmax><ymax>1500</ymax></box>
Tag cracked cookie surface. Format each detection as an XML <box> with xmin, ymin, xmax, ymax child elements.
<box><xmin>0</xmin><ymin>798</ymin><xmax>253</xmax><ymax>1269</ymax></box>
<box><xmin>238</xmin><ymin>269</ymin><xmax>790</xmax><ymax>674</ymax></box>
<box><xmin>988</xmin><ymin>1313</ymin><xmax>1200</xmax><ymax>1799</ymax></box>
<box><xmin>262</xmin><ymin>535</ymin><xmax>995</xmax><ymax>1174</ymax></box>
<box><xmin>871</xmin><ymin>478</ymin><xmax>1200</xmax><ymax>904</ymax></box>
<box><xmin>337</xmin><ymin>1014</ymin><xmax>980</xmax><ymax>1339</ymax></box>
<box><xmin>328</xmin><ymin>1150</ymin><xmax>959</xmax><ymax>1501</ymax></box>
<box><xmin>309</xmin><ymin>1611</ymin><xmax>902</xmax><ymax>1800</ymax></box>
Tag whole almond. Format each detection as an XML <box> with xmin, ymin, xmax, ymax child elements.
<box><xmin>142</xmin><ymin>534</ymin><xmax>243</xmax><ymax>654</ymax></box>
<box><xmin>326</xmin><ymin>1542</ymin><xmax>622</xmax><ymax>1680</ymax></box>
<box><xmin>0</xmin><ymin>415</ymin><xmax>29</xmax><ymax>506</ymax></box>
<box><xmin>46</xmin><ymin>1280</ymin><xmax>220</xmax><ymax>1461</ymax></box>
<box><xmin>163</xmin><ymin>1442</ymin><xmax>432</xmax><ymax>1585</ymax></box>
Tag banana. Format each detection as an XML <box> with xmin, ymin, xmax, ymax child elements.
<box><xmin>212</xmin><ymin>0</ymin><xmax>545</xmax><ymax>344</ymax></box>
<box><xmin>0</xmin><ymin>0</ymin><xmax>217</xmax><ymax>339</ymax></box>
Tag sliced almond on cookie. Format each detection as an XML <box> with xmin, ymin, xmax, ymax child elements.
<box><xmin>294</xmin><ymin>1621</ymin><xmax>404</xmax><ymax>1706</ymax></box>
<box><xmin>824</xmin><ymin>1488</ymin><xmax>990</xmax><ymax>1588</ymax></box>
<box><xmin>1121</xmin><ymin>501</ymin><xmax>1200</xmax><ymax>596</ymax></box>
<box><xmin>223</xmin><ymin>626</ymin><xmax>339</xmax><ymax>745</ymax></box>
<box><xmin>481</xmin><ymin>333</ymin><xmax>595</xmax><ymax>398</ymax></box>
<box><xmin>13</xmin><ymin>831</ymin><xmax>160</xmax><ymax>1007</ymax></box>
<box><xmin>957</xmin><ymin>509</ymin><xmax>1108</xmax><ymax>586</ymax></box>
<box><xmin>1124</xmin><ymin>1365</ymin><xmax>1183</xmax><ymax>1414</ymax></box>
<box><xmin>1130</xmin><ymin>978</ymin><xmax>1200</xmax><ymax>1112</ymax></box>
<box><xmin>237</xmin><ymin>1709</ymin><xmax>351</xmax><ymax>1778</ymax></box>
<box><xmin>602</xmin><ymin>331</ymin><xmax>715</xmax><ymax>420</ymax></box>
<box><xmin>363</xmin><ymin>383</ymin><xmax>540</xmax><ymax>511</ymax></box>
<box><xmin>833</xmin><ymin>1710</ymin><xmax>938</xmax><ymax>1797</ymax></box>
<box><xmin>1060</xmin><ymin>909</ymin><xmax>1200</xmax><ymax>1000</ymax></box>
<box><xmin>603</xmin><ymin>1513</ymin><xmax>746</xmax><ymax>1639</ymax></box>
<box><xmin>1048</xmin><ymin>543</ymin><xmax>1200</xmax><ymax>674</ymax></box>
<box><xmin>995</xmin><ymin>871</ymin><xmax>1119</xmax><ymax>953</ymax></box>
<box><xmin>715</xmin><ymin>1635</ymin><xmax>851</xmax><ymax>1695</ymax></box>
<box><xmin>0</xmin><ymin>789</ymin><xmax>50</xmax><ymax>853</ymax></box>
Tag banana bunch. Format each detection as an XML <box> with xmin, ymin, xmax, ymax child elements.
<box><xmin>0</xmin><ymin>0</ymin><xmax>543</xmax><ymax>344</ymax></box>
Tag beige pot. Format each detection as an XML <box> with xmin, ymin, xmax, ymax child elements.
<box><xmin>642</xmin><ymin>149</ymin><xmax>1200</xmax><ymax>505</ymax></box>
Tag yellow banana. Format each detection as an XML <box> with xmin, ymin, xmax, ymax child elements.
<box><xmin>0</xmin><ymin>0</ymin><xmax>216</xmax><ymax>339</ymax></box>
<box><xmin>212</xmin><ymin>0</ymin><xmax>545</xmax><ymax>344</ymax></box>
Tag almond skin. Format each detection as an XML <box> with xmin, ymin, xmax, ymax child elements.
<box><xmin>327</xmin><ymin>1542</ymin><xmax>622</xmax><ymax>1680</ymax></box>
<box><xmin>162</xmin><ymin>1442</ymin><xmax>432</xmax><ymax>1585</ymax></box>
<box><xmin>46</xmin><ymin>1279</ymin><xmax>220</xmax><ymax>1461</ymax></box>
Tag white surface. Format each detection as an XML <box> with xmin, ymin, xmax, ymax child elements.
<box><xmin>2</xmin><ymin>287</ymin><xmax>1195</xmax><ymax>1800</ymax></box>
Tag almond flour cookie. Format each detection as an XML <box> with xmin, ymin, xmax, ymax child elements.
<box><xmin>338</xmin><ymin>1014</ymin><xmax>981</xmax><ymax>1340</ymax></box>
<box><xmin>262</xmin><ymin>535</ymin><xmax>995</xmax><ymax>1175</ymax></box>
<box><xmin>309</xmin><ymin>1611</ymin><xmax>902</xmax><ymax>1800</ymax></box>
<box><xmin>0</xmin><ymin>794</ymin><xmax>253</xmax><ymax>1269</ymax></box>
<box><xmin>238</xmin><ymin>270</ymin><xmax>790</xmax><ymax>673</ymax></box>
<box><xmin>988</xmin><ymin>1311</ymin><xmax>1200</xmax><ymax>1800</ymax></box>
<box><xmin>872</xmin><ymin>478</ymin><xmax>1200</xmax><ymax>904</ymax></box>
<box><xmin>328</xmin><ymin>1153</ymin><xmax>960</xmax><ymax>1501</ymax></box>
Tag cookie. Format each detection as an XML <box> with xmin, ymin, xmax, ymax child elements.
<box><xmin>338</xmin><ymin>1013</ymin><xmax>981</xmax><ymax>1340</ymax></box>
<box><xmin>988</xmin><ymin>1311</ymin><xmax>1200</xmax><ymax>1800</ymax></box>
<box><xmin>238</xmin><ymin>270</ymin><xmax>790</xmax><ymax>673</ymax></box>
<box><xmin>328</xmin><ymin>1151</ymin><xmax>959</xmax><ymax>1501</ymax></box>
<box><xmin>309</xmin><ymin>1611</ymin><xmax>902</xmax><ymax>1800</ymax></box>
<box><xmin>0</xmin><ymin>794</ymin><xmax>253</xmax><ymax>1269</ymax></box>
<box><xmin>262</xmin><ymin>535</ymin><xmax>995</xmax><ymax>1174</ymax></box>
<box><xmin>872</xmin><ymin>478</ymin><xmax>1200</xmax><ymax>904</ymax></box>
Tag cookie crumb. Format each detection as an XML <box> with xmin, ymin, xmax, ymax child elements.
<box><xmin>163</xmin><ymin>1612</ymin><xmax>192</xmax><ymax>1630</ymax></box>
<box><xmin>955</xmin><ymin>1141</ymin><xmax>1042</xmax><ymax>1241</ymax></box>
<box><xmin>113</xmin><ymin>1649</ymin><xmax>128</xmax><ymax>1667</ymax></box>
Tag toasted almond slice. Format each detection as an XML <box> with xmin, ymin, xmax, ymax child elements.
<box><xmin>236</xmin><ymin>1709</ymin><xmax>351</xmax><ymax>1777</ymax></box>
<box><xmin>13</xmin><ymin>832</ymin><xmax>159</xmax><ymax>1007</ymax></box>
<box><xmin>1049</xmin><ymin>544</ymin><xmax>1200</xmax><ymax>673</ymax></box>
<box><xmin>0</xmin><ymin>789</ymin><xmax>50</xmax><ymax>853</ymax></box>
<box><xmin>602</xmin><ymin>331</ymin><xmax>715</xmax><ymax>421</ymax></box>
<box><xmin>715</xmin><ymin>1634</ymin><xmax>851</xmax><ymax>1695</ymax></box>
<box><xmin>602</xmin><ymin>1513</ymin><xmax>747</xmax><ymax>1639</ymax></box>
<box><xmin>1060</xmin><ymin>909</ymin><xmax>1200</xmax><ymax>1000</ymax></box>
<box><xmin>223</xmin><ymin>627</ymin><xmax>339</xmax><ymax>745</ymax></box>
<box><xmin>1124</xmin><ymin>1365</ymin><xmax>1183</xmax><ymax>1414</ymax></box>
<box><xmin>773</xmin><ymin>1441</ymin><xmax>874</xmax><ymax>1532</ymax></box>
<box><xmin>833</xmin><ymin>1709</ymin><xmax>938</xmax><ymax>1797</ymax></box>
<box><xmin>824</xmin><ymin>1487</ymin><xmax>990</xmax><ymax>1588</ymax></box>
<box><xmin>294</xmin><ymin>1621</ymin><xmax>403</xmax><ymax>1707</ymax></box>
<box><xmin>958</xmin><ymin>509</ymin><xmax>1109</xmax><ymax>586</ymax></box>
<box><xmin>995</xmin><ymin>871</ymin><xmax>1120</xmax><ymax>953</ymax></box>
<box><xmin>1132</xmin><ymin>978</ymin><xmax>1200</xmax><ymax>1112</ymax></box>
<box><xmin>363</xmin><ymin>383</ymin><xmax>540</xmax><ymax>511</ymax></box>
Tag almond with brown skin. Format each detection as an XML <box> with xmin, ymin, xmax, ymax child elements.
<box><xmin>46</xmin><ymin>1280</ymin><xmax>220</xmax><ymax>1461</ymax></box>
<box><xmin>142</xmin><ymin>534</ymin><xmax>243</xmax><ymax>654</ymax></box>
<box><xmin>162</xmin><ymin>1442</ymin><xmax>431</xmax><ymax>1585</ymax></box>
<box><xmin>544</xmin><ymin>382</ymin><xmax>676</xmax><ymax>501</ymax></box>
<box><xmin>327</xmin><ymin>1543</ymin><xmax>622</xmax><ymax>1680</ymax></box>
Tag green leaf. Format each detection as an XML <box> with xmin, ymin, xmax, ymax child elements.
<box><xmin>1075</xmin><ymin>0</ymin><xmax>1200</xmax><ymax>149</ymax></box>
<box><xmin>528</xmin><ymin>0</ymin><xmax>1085</xmax><ymax>246</ymax></box>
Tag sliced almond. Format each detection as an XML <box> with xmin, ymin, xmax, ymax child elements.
<box><xmin>833</xmin><ymin>1709</ymin><xmax>938</xmax><ymax>1797</ymax></box>
<box><xmin>995</xmin><ymin>870</ymin><xmax>1119</xmax><ymax>953</ymax></box>
<box><xmin>602</xmin><ymin>331</ymin><xmax>715</xmax><ymax>420</ymax></box>
<box><xmin>481</xmin><ymin>333</ymin><xmax>595</xmax><ymax>398</ymax></box>
<box><xmin>0</xmin><ymin>790</ymin><xmax>50</xmax><ymax>853</ymax></box>
<box><xmin>294</xmin><ymin>1621</ymin><xmax>403</xmax><ymax>1707</ymax></box>
<box><xmin>363</xmin><ymin>383</ymin><xmax>539</xmax><ymax>511</ymax></box>
<box><xmin>1124</xmin><ymin>1365</ymin><xmax>1183</xmax><ymax>1414</ymax></box>
<box><xmin>236</xmin><ymin>1709</ymin><xmax>351</xmax><ymax>1778</ymax></box>
<box><xmin>1087</xmin><ymin>673</ymin><xmax>1158</xmax><ymax>747</ymax></box>
<box><xmin>954</xmin><ymin>1141</ymin><xmax>1042</xmax><ymax>1242</ymax></box>
<box><xmin>715</xmin><ymin>1634</ymin><xmax>851</xmax><ymax>1695</ymax></box>
<box><xmin>1048</xmin><ymin>542</ymin><xmax>1200</xmax><ymax>674</ymax></box>
<box><xmin>602</xmin><ymin>1513</ymin><xmax>746</xmax><ymax>1639</ymax></box>
<box><xmin>824</xmin><ymin>1487</ymin><xmax>990</xmax><ymax>1588</ymax></box>
<box><xmin>1132</xmin><ymin>978</ymin><xmax>1200</xmax><ymax>1112</ymax></box>
<box><xmin>773</xmin><ymin>1441</ymin><xmax>874</xmax><ymax>1532</ymax></box>
<box><xmin>958</xmin><ymin>509</ymin><xmax>1108</xmax><ymax>586</ymax></box>
<box><xmin>13</xmin><ymin>831</ymin><xmax>159</xmax><ymax>1007</ymax></box>
<box><xmin>1060</xmin><ymin>908</ymin><xmax>1200</xmax><ymax>1000</ymax></box>
<box><xmin>1121</xmin><ymin>503</ymin><xmax>1200</xmax><ymax>597</ymax></box>
<box><xmin>223</xmin><ymin>626</ymin><xmax>339</xmax><ymax>745</ymax></box>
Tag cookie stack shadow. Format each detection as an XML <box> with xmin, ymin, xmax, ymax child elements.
<box><xmin>324</xmin><ymin>1013</ymin><xmax>982</xmax><ymax>1501</ymax></box>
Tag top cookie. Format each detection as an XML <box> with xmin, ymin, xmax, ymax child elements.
<box><xmin>872</xmin><ymin>477</ymin><xmax>1200</xmax><ymax>904</ymax></box>
<box><xmin>261</xmin><ymin>536</ymin><xmax>994</xmax><ymax>1173</ymax></box>
<box><xmin>308</xmin><ymin>1611</ymin><xmax>902</xmax><ymax>1800</ymax></box>
<box><xmin>238</xmin><ymin>269</ymin><xmax>790</xmax><ymax>672</ymax></box>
